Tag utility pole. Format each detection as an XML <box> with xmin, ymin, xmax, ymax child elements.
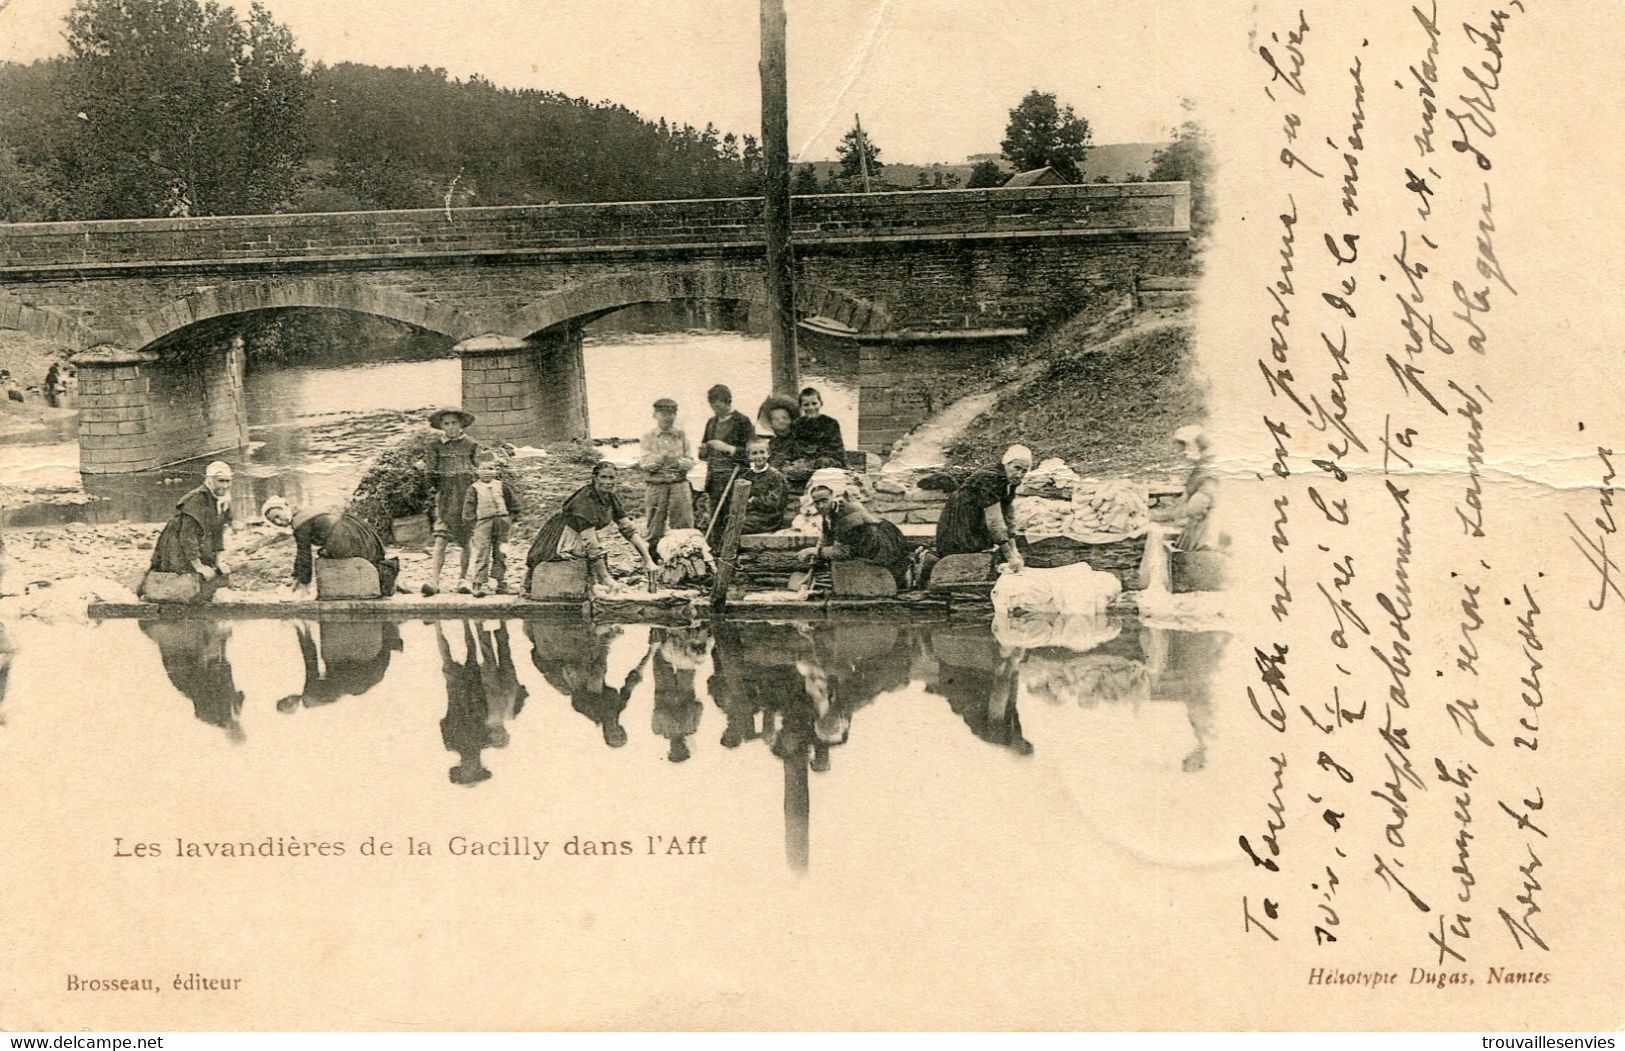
<box><xmin>760</xmin><ymin>0</ymin><xmax>800</xmax><ymax>394</ymax></box>
<box><xmin>854</xmin><ymin>112</ymin><xmax>872</xmax><ymax>193</ymax></box>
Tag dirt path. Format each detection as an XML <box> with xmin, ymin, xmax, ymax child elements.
<box><xmin>883</xmin><ymin>303</ymin><xmax>1190</xmax><ymax>472</ymax></box>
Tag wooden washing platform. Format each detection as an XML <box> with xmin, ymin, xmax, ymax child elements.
<box><xmin>88</xmin><ymin>526</ymin><xmax>1154</xmax><ymax>624</ymax></box>
<box><xmin>85</xmin><ymin>589</ymin><xmax>1021</xmax><ymax>624</ymax></box>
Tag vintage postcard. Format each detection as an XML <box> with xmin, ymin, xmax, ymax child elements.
<box><xmin>0</xmin><ymin>0</ymin><xmax>1620</xmax><ymax>1033</ymax></box>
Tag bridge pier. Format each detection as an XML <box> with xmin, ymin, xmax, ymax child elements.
<box><xmin>73</xmin><ymin>337</ymin><xmax>249</xmax><ymax>475</ymax></box>
<box><xmin>73</xmin><ymin>347</ymin><xmax>163</xmax><ymax>474</ymax></box>
<box><xmin>456</xmin><ymin>325</ymin><xmax>589</xmax><ymax>446</ymax></box>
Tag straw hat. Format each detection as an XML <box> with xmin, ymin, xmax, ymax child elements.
<box><xmin>428</xmin><ymin>407</ymin><xmax>476</xmax><ymax>430</ymax></box>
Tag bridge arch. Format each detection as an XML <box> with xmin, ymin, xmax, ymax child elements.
<box><xmin>70</xmin><ymin>280</ymin><xmax>475</xmax><ymax>475</ymax></box>
<box><xmin>0</xmin><ymin>290</ymin><xmax>93</xmax><ymax>349</ymax></box>
<box><xmin>124</xmin><ymin>278</ymin><xmax>475</xmax><ymax>353</ymax></box>
<box><xmin>502</xmin><ymin>267</ymin><xmax>892</xmax><ymax>340</ymax></box>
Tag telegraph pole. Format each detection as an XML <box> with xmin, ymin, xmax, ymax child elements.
<box><xmin>854</xmin><ymin>113</ymin><xmax>872</xmax><ymax>192</ymax></box>
<box><xmin>760</xmin><ymin>0</ymin><xmax>800</xmax><ymax>393</ymax></box>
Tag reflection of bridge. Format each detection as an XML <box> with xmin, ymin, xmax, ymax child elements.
<box><xmin>0</xmin><ymin>184</ymin><xmax>1191</xmax><ymax>474</ymax></box>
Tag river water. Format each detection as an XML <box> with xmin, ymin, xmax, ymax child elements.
<box><xmin>0</xmin><ymin>330</ymin><xmax>855</xmax><ymax>529</ymax></box>
<box><xmin>0</xmin><ymin>613</ymin><xmax>1234</xmax><ymax>874</ymax></box>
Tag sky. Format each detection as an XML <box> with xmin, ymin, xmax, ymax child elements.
<box><xmin>0</xmin><ymin>0</ymin><xmax>1234</xmax><ymax>162</ymax></box>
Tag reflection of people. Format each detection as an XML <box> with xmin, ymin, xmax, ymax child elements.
<box><xmin>935</xmin><ymin>444</ymin><xmax>1031</xmax><ymax>570</ymax></box>
<box><xmin>739</xmin><ymin>438</ymin><xmax>790</xmax><ymax>534</ymax></box>
<box><xmin>706</xmin><ymin>621</ymin><xmax>766</xmax><ymax>748</ymax></box>
<box><xmin>261</xmin><ymin>497</ymin><xmax>401</xmax><ymax>597</ymax></box>
<box><xmin>0</xmin><ymin>622</ymin><xmax>12</xmax><ymax>728</ymax></box>
<box><xmin>149</xmin><ymin>461</ymin><xmax>236</xmax><ymax>597</ymax></box>
<box><xmin>526</xmin><ymin>462</ymin><xmax>656</xmax><ymax>593</ymax></box>
<box><xmin>525</xmin><ymin>619</ymin><xmax>646</xmax><ymax>748</ymax></box>
<box><xmin>139</xmin><ymin>619</ymin><xmax>245</xmax><ymax>741</ymax></box>
<box><xmin>277</xmin><ymin>621</ymin><xmax>402</xmax><ymax>711</ymax></box>
<box><xmin>798</xmin><ymin>472</ymin><xmax>914</xmax><ymax>588</ymax></box>
<box><xmin>474</xmin><ymin>622</ymin><xmax>528</xmax><ymax>747</ymax></box>
<box><xmin>437</xmin><ymin>621</ymin><xmax>495</xmax><ymax>784</ymax></box>
<box><xmin>419</xmin><ymin>408</ymin><xmax>479</xmax><ymax>596</ymax></box>
<box><xmin>707</xmin><ymin>621</ymin><xmax>806</xmax><ymax>750</ymax></box>
<box><xmin>927</xmin><ymin>626</ymin><xmax>1032</xmax><ymax>755</ymax></box>
<box><xmin>649</xmin><ymin>626</ymin><xmax>708</xmax><ymax>762</ymax></box>
<box><xmin>1143</xmin><ymin>627</ymin><xmax>1226</xmax><ymax>773</ymax></box>
<box><xmin>0</xmin><ymin>531</ymin><xmax>11</xmax><ymax>726</ymax></box>
<box><xmin>639</xmin><ymin>397</ymin><xmax>697</xmax><ymax>554</ymax></box>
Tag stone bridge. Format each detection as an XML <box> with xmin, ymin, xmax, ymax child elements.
<box><xmin>0</xmin><ymin>183</ymin><xmax>1191</xmax><ymax>473</ymax></box>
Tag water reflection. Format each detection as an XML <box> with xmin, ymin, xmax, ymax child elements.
<box><xmin>437</xmin><ymin>621</ymin><xmax>529</xmax><ymax>785</ymax></box>
<box><xmin>278</xmin><ymin>621</ymin><xmax>403</xmax><ymax>712</ymax></box>
<box><xmin>138</xmin><ymin>619</ymin><xmax>246</xmax><ymax>742</ymax></box>
<box><xmin>120</xmin><ymin>615</ymin><xmax>1228</xmax><ymax>870</ymax></box>
<box><xmin>525</xmin><ymin>619</ymin><xmax>643</xmax><ymax>749</ymax></box>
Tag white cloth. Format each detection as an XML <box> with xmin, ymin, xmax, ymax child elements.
<box><xmin>991</xmin><ymin>561</ymin><xmax>1122</xmax><ymax>618</ymax></box>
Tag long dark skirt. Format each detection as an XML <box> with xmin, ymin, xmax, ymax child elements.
<box><xmin>322</xmin><ymin>516</ymin><xmax>399</xmax><ymax>594</ymax></box>
<box><xmin>841</xmin><ymin>520</ymin><xmax>914</xmax><ymax>586</ymax></box>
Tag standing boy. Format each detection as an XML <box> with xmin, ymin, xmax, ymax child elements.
<box><xmin>638</xmin><ymin>397</ymin><xmax>696</xmax><ymax>555</ymax></box>
<box><xmin>420</xmin><ymin>408</ymin><xmax>480</xmax><ymax>595</ymax></box>
<box><xmin>462</xmin><ymin>455</ymin><xmax>521</xmax><ymax>597</ymax></box>
<box><xmin>698</xmin><ymin>383</ymin><xmax>754</xmax><ymax>539</ymax></box>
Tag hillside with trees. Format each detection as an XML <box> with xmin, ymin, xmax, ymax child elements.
<box><xmin>0</xmin><ymin>0</ymin><xmax>766</xmax><ymax>221</ymax></box>
<box><xmin>0</xmin><ymin>0</ymin><xmax>1208</xmax><ymax>227</ymax></box>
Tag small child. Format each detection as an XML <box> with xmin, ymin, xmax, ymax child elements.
<box><xmin>461</xmin><ymin>456</ymin><xmax>521</xmax><ymax>597</ymax></box>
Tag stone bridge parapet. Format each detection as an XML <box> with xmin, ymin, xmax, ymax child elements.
<box><xmin>0</xmin><ymin>183</ymin><xmax>1193</xmax><ymax>473</ymax></box>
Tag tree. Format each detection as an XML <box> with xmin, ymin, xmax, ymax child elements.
<box><xmin>60</xmin><ymin>0</ymin><xmax>309</xmax><ymax>217</ymax></box>
<box><xmin>966</xmin><ymin>160</ymin><xmax>1006</xmax><ymax>189</ymax></box>
<box><xmin>1000</xmin><ymin>89</ymin><xmax>1091</xmax><ymax>182</ymax></box>
<box><xmin>1148</xmin><ymin>116</ymin><xmax>1216</xmax><ymax>240</ymax></box>
<box><xmin>792</xmin><ymin>164</ymin><xmax>820</xmax><ymax>196</ymax></box>
<box><xmin>0</xmin><ymin>145</ymin><xmax>58</xmax><ymax>221</ymax></box>
<box><xmin>835</xmin><ymin>119</ymin><xmax>883</xmax><ymax>185</ymax></box>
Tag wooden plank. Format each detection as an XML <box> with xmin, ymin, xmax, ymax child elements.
<box><xmin>711</xmin><ymin>476</ymin><xmax>753</xmax><ymax>610</ymax></box>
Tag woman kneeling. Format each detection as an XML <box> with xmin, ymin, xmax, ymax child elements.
<box><xmin>526</xmin><ymin>462</ymin><xmax>656</xmax><ymax>593</ymax></box>
<box><xmin>262</xmin><ymin>497</ymin><xmax>401</xmax><ymax>598</ymax></box>
<box><xmin>797</xmin><ymin>472</ymin><xmax>914</xmax><ymax>589</ymax></box>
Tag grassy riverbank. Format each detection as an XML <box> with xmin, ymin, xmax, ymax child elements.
<box><xmin>940</xmin><ymin>307</ymin><xmax>1203</xmax><ymax>477</ymax></box>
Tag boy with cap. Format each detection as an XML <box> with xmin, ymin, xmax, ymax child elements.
<box><xmin>638</xmin><ymin>397</ymin><xmax>696</xmax><ymax>555</ymax></box>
